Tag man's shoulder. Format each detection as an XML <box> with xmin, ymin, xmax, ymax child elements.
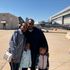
<box><xmin>34</xmin><ymin>27</ymin><xmax>42</xmax><ymax>32</ymax></box>
<box><xmin>34</xmin><ymin>27</ymin><xmax>40</xmax><ymax>30</ymax></box>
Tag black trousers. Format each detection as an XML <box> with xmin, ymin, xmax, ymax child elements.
<box><xmin>9</xmin><ymin>62</ymin><xmax>20</xmax><ymax>70</ymax></box>
<box><xmin>22</xmin><ymin>68</ymin><xmax>27</xmax><ymax>70</ymax></box>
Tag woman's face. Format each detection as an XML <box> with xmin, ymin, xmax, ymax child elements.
<box><xmin>20</xmin><ymin>23</ymin><xmax>28</xmax><ymax>32</ymax></box>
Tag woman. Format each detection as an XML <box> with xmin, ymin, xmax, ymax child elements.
<box><xmin>9</xmin><ymin>22</ymin><xmax>27</xmax><ymax>70</ymax></box>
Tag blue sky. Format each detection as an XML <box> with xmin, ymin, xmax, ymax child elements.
<box><xmin>0</xmin><ymin>0</ymin><xmax>70</xmax><ymax>22</ymax></box>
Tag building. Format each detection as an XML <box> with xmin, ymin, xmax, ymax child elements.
<box><xmin>0</xmin><ymin>13</ymin><xmax>19</xmax><ymax>29</ymax></box>
<box><xmin>50</xmin><ymin>6</ymin><xmax>70</xmax><ymax>26</ymax></box>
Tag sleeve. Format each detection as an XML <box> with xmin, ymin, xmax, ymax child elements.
<box><xmin>8</xmin><ymin>31</ymin><xmax>18</xmax><ymax>55</ymax></box>
<box><xmin>35</xmin><ymin>55</ymin><xmax>39</xmax><ymax>69</ymax></box>
<box><xmin>40</xmin><ymin>30</ymin><xmax>49</xmax><ymax>53</ymax></box>
<box><xmin>28</xmin><ymin>51</ymin><xmax>32</xmax><ymax>67</ymax></box>
<box><xmin>47</xmin><ymin>53</ymin><xmax>49</xmax><ymax>68</ymax></box>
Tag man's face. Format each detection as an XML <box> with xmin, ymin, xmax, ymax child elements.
<box><xmin>20</xmin><ymin>23</ymin><xmax>27</xmax><ymax>32</ymax></box>
<box><xmin>27</xmin><ymin>20</ymin><xmax>34</xmax><ymax>30</ymax></box>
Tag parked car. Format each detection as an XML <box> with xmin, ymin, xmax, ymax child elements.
<box><xmin>41</xmin><ymin>29</ymin><xmax>49</xmax><ymax>32</ymax></box>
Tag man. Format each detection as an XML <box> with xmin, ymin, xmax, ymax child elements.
<box><xmin>26</xmin><ymin>19</ymin><xmax>49</xmax><ymax>70</ymax></box>
<box><xmin>9</xmin><ymin>22</ymin><xmax>27</xmax><ymax>70</ymax></box>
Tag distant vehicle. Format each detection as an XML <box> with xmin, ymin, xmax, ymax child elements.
<box><xmin>41</xmin><ymin>29</ymin><xmax>49</xmax><ymax>32</ymax></box>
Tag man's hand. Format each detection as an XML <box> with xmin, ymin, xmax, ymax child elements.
<box><xmin>36</xmin><ymin>68</ymin><xmax>39</xmax><ymax>70</ymax></box>
<box><xmin>28</xmin><ymin>68</ymin><xmax>31</xmax><ymax>70</ymax></box>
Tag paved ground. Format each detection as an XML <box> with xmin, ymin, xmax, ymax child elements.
<box><xmin>0</xmin><ymin>30</ymin><xmax>70</xmax><ymax>70</ymax></box>
<box><xmin>0</xmin><ymin>30</ymin><xmax>14</xmax><ymax>70</ymax></box>
<box><xmin>45</xmin><ymin>33</ymin><xmax>70</xmax><ymax>70</ymax></box>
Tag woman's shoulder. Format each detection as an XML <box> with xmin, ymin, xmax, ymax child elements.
<box><xmin>13</xmin><ymin>29</ymin><xmax>19</xmax><ymax>35</ymax></box>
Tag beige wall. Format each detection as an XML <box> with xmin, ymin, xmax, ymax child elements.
<box><xmin>0</xmin><ymin>13</ymin><xmax>19</xmax><ymax>29</ymax></box>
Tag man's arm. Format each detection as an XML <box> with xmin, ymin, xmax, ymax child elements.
<box><xmin>40</xmin><ymin>30</ymin><xmax>49</xmax><ymax>52</ymax></box>
<box><xmin>47</xmin><ymin>53</ymin><xmax>49</xmax><ymax>70</ymax></box>
<box><xmin>35</xmin><ymin>55</ymin><xmax>39</xmax><ymax>69</ymax></box>
<box><xmin>28</xmin><ymin>51</ymin><xmax>32</xmax><ymax>67</ymax></box>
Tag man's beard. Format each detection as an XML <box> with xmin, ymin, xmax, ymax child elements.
<box><xmin>28</xmin><ymin>29</ymin><xmax>33</xmax><ymax>32</ymax></box>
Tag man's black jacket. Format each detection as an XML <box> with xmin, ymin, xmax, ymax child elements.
<box><xmin>25</xmin><ymin>27</ymin><xmax>49</xmax><ymax>54</ymax></box>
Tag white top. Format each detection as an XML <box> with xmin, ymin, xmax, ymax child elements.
<box><xmin>20</xmin><ymin>50</ymin><xmax>31</xmax><ymax>68</ymax></box>
<box><xmin>38</xmin><ymin>55</ymin><xmax>47</xmax><ymax>69</ymax></box>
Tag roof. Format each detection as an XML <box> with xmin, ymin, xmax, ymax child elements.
<box><xmin>51</xmin><ymin>6</ymin><xmax>70</xmax><ymax>18</ymax></box>
<box><xmin>0</xmin><ymin>13</ymin><xmax>18</xmax><ymax>18</ymax></box>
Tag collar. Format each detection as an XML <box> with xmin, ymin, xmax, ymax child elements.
<box><xmin>40</xmin><ymin>54</ymin><xmax>45</xmax><ymax>56</ymax></box>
